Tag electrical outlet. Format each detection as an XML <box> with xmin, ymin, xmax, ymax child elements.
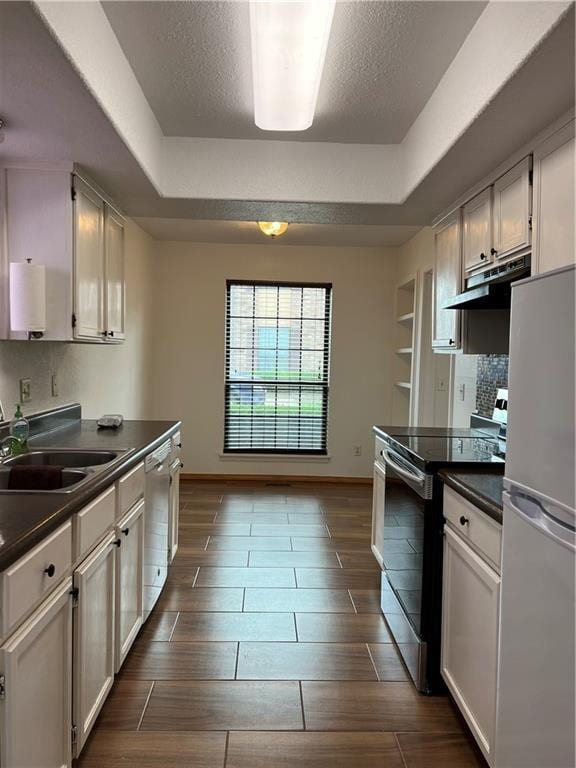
<box><xmin>51</xmin><ymin>374</ymin><xmax>59</xmax><ymax>398</ymax></box>
<box><xmin>436</xmin><ymin>377</ymin><xmax>447</xmax><ymax>392</ymax></box>
<box><xmin>19</xmin><ymin>378</ymin><xmax>31</xmax><ymax>403</ymax></box>
<box><xmin>458</xmin><ymin>382</ymin><xmax>466</xmax><ymax>402</ymax></box>
<box><xmin>353</xmin><ymin>445</ymin><xmax>362</xmax><ymax>457</ymax></box>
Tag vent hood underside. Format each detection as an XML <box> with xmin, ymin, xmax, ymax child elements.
<box><xmin>442</xmin><ymin>282</ymin><xmax>513</xmax><ymax>310</ymax></box>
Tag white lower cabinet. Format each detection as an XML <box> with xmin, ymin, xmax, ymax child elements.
<box><xmin>0</xmin><ymin>577</ymin><xmax>73</xmax><ymax>768</ymax></box>
<box><xmin>442</xmin><ymin>524</ymin><xmax>500</xmax><ymax>766</ymax></box>
<box><xmin>115</xmin><ymin>499</ymin><xmax>145</xmax><ymax>672</ymax></box>
<box><xmin>73</xmin><ymin>532</ymin><xmax>116</xmax><ymax>756</ymax></box>
<box><xmin>371</xmin><ymin>460</ymin><xmax>386</xmax><ymax>568</ymax></box>
<box><xmin>168</xmin><ymin>460</ymin><xmax>182</xmax><ymax>563</ymax></box>
<box><xmin>0</xmin><ymin>447</ymin><xmax>179</xmax><ymax>765</ymax></box>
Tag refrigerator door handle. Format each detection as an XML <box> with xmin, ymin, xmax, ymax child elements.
<box><xmin>506</xmin><ymin>491</ymin><xmax>576</xmax><ymax>549</ymax></box>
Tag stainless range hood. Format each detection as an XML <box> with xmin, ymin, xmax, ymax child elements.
<box><xmin>442</xmin><ymin>282</ymin><xmax>513</xmax><ymax>310</ymax></box>
<box><xmin>443</xmin><ymin>255</ymin><xmax>531</xmax><ymax>310</ymax></box>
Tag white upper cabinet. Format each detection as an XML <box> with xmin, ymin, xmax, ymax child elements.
<box><xmin>104</xmin><ymin>204</ymin><xmax>126</xmax><ymax>341</ymax></box>
<box><xmin>532</xmin><ymin>119</ymin><xmax>575</xmax><ymax>275</ymax></box>
<box><xmin>463</xmin><ymin>188</ymin><xmax>492</xmax><ymax>273</ymax></box>
<box><xmin>73</xmin><ymin>178</ymin><xmax>105</xmax><ymax>341</ymax></box>
<box><xmin>433</xmin><ymin>210</ymin><xmax>461</xmax><ymax>350</ymax></box>
<box><xmin>2</xmin><ymin>166</ymin><xmax>125</xmax><ymax>343</ymax></box>
<box><xmin>492</xmin><ymin>157</ymin><xmax>532</xmax><ymax>261</ymax></box>
<box><xmin>462</xmin><ymin>158</ymin><xmax>532</xmax><ymax>275</ymax></box>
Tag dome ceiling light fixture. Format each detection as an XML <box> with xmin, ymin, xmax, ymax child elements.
<box><xmin>249</xmin><ymin>0</ymin><xmax>336</xmax><ymax>132</ymax></box>
<box><xmin>257</xmin><ymin>221</ymin><xmax>290</xmax><ymax>238</ymax></box>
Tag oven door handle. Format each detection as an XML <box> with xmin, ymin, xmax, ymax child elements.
<box><xmin>380</xmin><ymin>448</ymin><xmax>426</xmax><ymax>487</ymax></box>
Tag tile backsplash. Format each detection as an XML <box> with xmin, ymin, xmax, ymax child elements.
<box><xmin>476</xmin><ymin>355</ymin><xmax>509</xmax><ymax>418</ymax></box>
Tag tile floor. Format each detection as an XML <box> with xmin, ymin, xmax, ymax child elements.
<box><xmin>75</xmin><ymin>480</ymin><xmax>486</xmax><ymax>767</ymax></box>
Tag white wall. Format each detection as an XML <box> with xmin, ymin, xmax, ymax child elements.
<box><xmin>395</xmin><ymin>227</ymin><xmax>435</xmax><ymax>281</ymax></box>
<box><xmin>451</xmin><ymin>354</ymin><xmax>479</xmax><ymax>427</ymax></box>
<box><xmin>0</xmin><ymin>219</ymin><xmax>155</xmax><ymax>420</ymax></box>
<box><xmin>149</xmin><ymin>242</ymin><xmax>398</xmax><ymax>478</ymax></box>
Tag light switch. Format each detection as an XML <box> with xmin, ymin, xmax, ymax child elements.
<box><xmin>19</xmin><ymin>378</ymin><xmax>31</xmax><ymax>403</ymax></box>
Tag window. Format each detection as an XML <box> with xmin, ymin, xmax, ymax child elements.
<box><xmin>224</xmin><ymin>281</ymin><xmax>332</xmax><ymax>454</ymax></box>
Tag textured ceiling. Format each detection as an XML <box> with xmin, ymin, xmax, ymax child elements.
<box><xmin>133</xmin><ymin>218</ymin><xmax>421</xmax><ymax>245</ymax></box>
<box><xmin>102</xmin><ymin>0</ymin><xmax>487</xmax><ymax>143</ymax></box>
<box><xmin>1</xmin><ymin>2</ymin><xmax>573</xmax><ymax>231</ymax></box>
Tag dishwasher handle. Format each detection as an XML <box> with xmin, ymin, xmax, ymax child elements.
<box><xmin>380</xmin><ymin>448</ymin><xmax>426</xmax><ymax>487</ymax></box>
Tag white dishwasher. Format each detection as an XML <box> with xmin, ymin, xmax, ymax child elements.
<box><xmin>143</xmin><ymin>438</ymin><xmax>171</xmax><ymax>621</ymax></box>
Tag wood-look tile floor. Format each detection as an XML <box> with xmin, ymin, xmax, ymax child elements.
<box><xmin>75</xmin><ymin>481</ymin><xmax>486</xmax><ymax>768</ymax></box>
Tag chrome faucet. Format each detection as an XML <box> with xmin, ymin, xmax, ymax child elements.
<box><xmin>0</xmin><ymin>435</ymin><xmax>22</xmax><ymax>459</ymax></box>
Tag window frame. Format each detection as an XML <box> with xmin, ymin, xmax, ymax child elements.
<box><xmin>223</xmin><ymin>279</ymin><xmax>333</xmax><ymax>456</ymax></box>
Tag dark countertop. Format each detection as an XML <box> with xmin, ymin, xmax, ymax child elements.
<box><xmin>373</xmin><ymin>425</ymin><xmax>487</xmax><ymax>439</ymax></box>
<box><xmin>439</xmin><ymin>467</ymin><xmax>505</xmax><ymax>524</ymax></box>
<box><xmin>0</xmin><ymin>419</ymin><xmax>180</xmax><ymax>571</ymax></box>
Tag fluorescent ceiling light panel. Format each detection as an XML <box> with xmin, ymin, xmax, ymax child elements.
<box><xmin>250</xmin><ymin>0</ymin><xmax>336</xmax><ymax>131</ymax></box>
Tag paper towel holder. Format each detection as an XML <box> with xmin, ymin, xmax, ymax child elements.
<box><xmin>9</xmin><ymin>257</ymin><xmax>46</xmax><ymax>340</ymax></box>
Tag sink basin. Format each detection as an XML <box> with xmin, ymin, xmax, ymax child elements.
<box><xmin>3</xmin><ymin>450</ymin><xmax>121</xmax><ymax>468</ymax></box>
<box><xmin>0</xmin><ymin>468</ymin><xmax>88</xmax><ymax>492</ymax></box>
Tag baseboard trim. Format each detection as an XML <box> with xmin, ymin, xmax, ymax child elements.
<box><xmin>181</xmin><ymin>473</ymin><xmax>372</xmax><ymax>485</ymax></box>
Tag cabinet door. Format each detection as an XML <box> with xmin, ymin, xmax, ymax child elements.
<box><xmin>73</xmin><ymin>178</ymin><xmax>105</xmax><ymax>340</ymax></box>
<box><xmin>168</xmin><ymin>461</ymin><xmax>181</xmax><ymax>564</ymax></box>
<box><xmin>0</xmin><ymin>578</ymin><xmax>72</xmax><ymax>768</ymax></box>
<box><xmin>442</xmin><ymin>526</ymin><xmax>500</xmax><ymax>765</ymax></box>
<box><xmin>533</xmin><ymin>120</ymin><xmax>576</xmax><ymax>275</ymax></box>
<box><xmin>73</xmin><ymin>533</ymin><xmax>116</xmax><ymax>756</ymax></box>
<box><xmin>115</xmin><ymin>499</ymin><xmax>145</xmax><ymax>672</ymax></box>
<box><xmin>370</xmin><ymin>461</ymin><xmax>386</xmax><ymax>568</ymax></box>
<box><xmin>463</xmin><ymin>188</ymin><xmax>492</xmax><ymax>272</ymax></box>
<box><xmin>433</xmin><ymin>210</ymin><xmax>461</xmax><ymax>350</ymax></box>
<box><xmin>492</xmin><ymin>158</ymin><xmax>532</xmax><ymax>262</ymax></box>
<box><xmin>104</xmin><ymin>205</ymin><xmax>126</xmax><ymax>341</ymax></box>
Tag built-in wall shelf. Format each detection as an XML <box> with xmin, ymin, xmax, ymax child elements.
<box><xmin>392</xmin><ymin>277</ymin><xmax>417</xmax><ymax>426</ymax></box>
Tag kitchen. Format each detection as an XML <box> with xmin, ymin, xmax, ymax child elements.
<box><xmin>0</xmin><ymin>2</ymin><xmax>574</xmax><ymax>767</ymax></box>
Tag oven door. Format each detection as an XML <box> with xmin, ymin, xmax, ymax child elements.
<box><xmin>378</xmin><ymin>445</ymin><xmax>434</xmax><ymax>691</ymax></box>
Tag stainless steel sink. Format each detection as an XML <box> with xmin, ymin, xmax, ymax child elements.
<box><xmin>0</xmin><ymin>468</ymin><xmax>88</xmax><ymax>492</ymax></box>
<box><xmin>3</xmin><ymin>450</ymin><xmax>121</xmax><ymax>468</ymax></box>
<box><xmin>0</xmin><ymin>449</ymin><xmax>130</xmax><ymax>494</ymax></box>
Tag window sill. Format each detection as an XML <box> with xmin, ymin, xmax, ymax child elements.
<box><xmin>219</xmin><ymin>453</ymin><xmax>331</xmax><ymax>462</ymax></box>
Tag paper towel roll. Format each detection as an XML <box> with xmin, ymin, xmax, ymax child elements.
<box><xmin>9</xmin><ymin>261</ymin><xmax>46</xmax><ymax>332</ymax></box>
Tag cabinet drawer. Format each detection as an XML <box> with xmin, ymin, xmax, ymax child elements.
<box><xmin>117</xmin><ymin>462</ymin><xmax>144</xmax><ymax>519</ymax></box>
<box><xmin>1</xmin><ymin>520</ymin><xmax>72</xmax><ymax>638</ymax></box>
<box><xmin>74</xmin><ymin>486</ymin><xmax>116</xmax><ymax>561</ymax></box>
<box><xmin>444</xmin><ymin>486</ymin><xmax>502</xmax><ymax>570</ymax></box>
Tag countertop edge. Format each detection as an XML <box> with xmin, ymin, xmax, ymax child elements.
<box><xmin>439</xmin><ymin>469</ymin><xmax>503</xmax><ymax>525</ymax></box>
<box><xmin>0</xmin><ymin>420</ymin><xmax>181</xmax><ymax>571</ymax></box>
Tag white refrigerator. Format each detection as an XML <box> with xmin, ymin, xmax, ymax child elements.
<box><xmin>496</xmin><ymin>265</ymin><xmax>575</xmax><ymax>768</ymax></box>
